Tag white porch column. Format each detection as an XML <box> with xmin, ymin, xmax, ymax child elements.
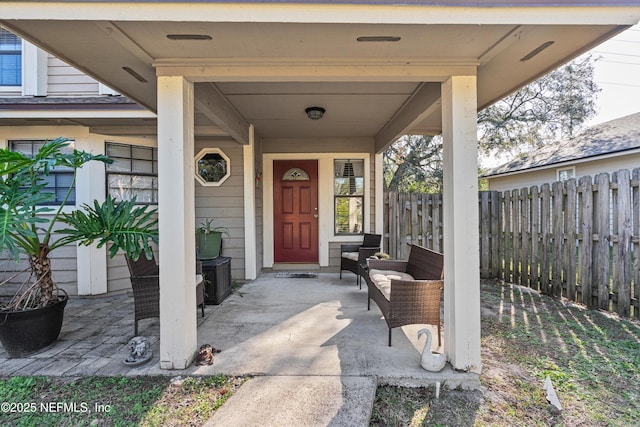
<box><xmin>75</xmin><ymin>133</ymin><xmax>107</xmax><ymax>295</ymax></box>
<box><xmin>375</xmin><ymin>153</ymin><xmax>384</xmax><ymax>247</ymax></box>
<box><xmin>442</xmin><ymin>75</ymin><xmax>482</xmax><ymax>374</ymax></box>
<box><xmin>243</xmin><ymin>124</ymin><xmax>257</xmax><ymax>280</ymax></box>
<box><xmin>157</xmin><ymin>75</ymin><xmax>197</xmax><ymax>369</ymax></box>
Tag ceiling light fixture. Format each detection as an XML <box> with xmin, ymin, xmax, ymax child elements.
<box><xmin>357</xmin><ymin>36</ymin><xmax>401</xmax><ymax>42</ymax></box>
<box><xmin>166</xmin><ymin>34</ymin><xmax>213</xmax><ymax>40</ymax></box>
<box><xmin>305</xmin><ymin>107</ymin><xmax>326</xmax><ymax>120</ymax></box>
<box><xmin>520</xmin><ymin>41</ymin><xmax>555</xmax><ymax>62</ymax></box>
<box><xmin>122</xmin><ymin>67</ymin><xmax>148</xmax><ymax>83</ymax></box>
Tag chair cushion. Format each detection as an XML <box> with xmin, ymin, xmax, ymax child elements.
<box><xmin>341</xmin><ymin>252</ymin><xmax>359</xmax><ymax>262</ymax></box>
<box><xmin>368</xmin><ymin>269</ymin><xmax>415</xmax><ymax>300</ymax></box>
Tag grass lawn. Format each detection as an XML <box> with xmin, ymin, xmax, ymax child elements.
<box><xmin>0</xmin><ymin>375</ymin><xmax>246</xmax><ymax>426</ymax></box>
<box><xmin>1</xmin><ymin>279</ymin><xmax>638</xmax><ymax>426</ymax></box>
<box><xmin>370</xmin><ymin>279</ymin><xmax>640</xmax><ymax>426</ymax></box>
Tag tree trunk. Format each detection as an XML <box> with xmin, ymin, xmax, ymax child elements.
<box><xmin>29</xmin><ymin>244</ymin><xmax>55</xmax><ymax>307</ymax></box>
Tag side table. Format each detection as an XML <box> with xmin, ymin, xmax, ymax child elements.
<box><xmin>200</xmin><ymin>256</ymin><xmax>232</xmax><ymax>304</ymax></box>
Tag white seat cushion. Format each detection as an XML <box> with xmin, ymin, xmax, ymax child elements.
<box><xmin>368</xmin><ymin>269</ymin><xmax>415</xmax><ymax>300</ymax></box>
<box><xmin>341</xmin><ymin>252</ymin><xmax>359</xmax><ymax>262</ymax></box>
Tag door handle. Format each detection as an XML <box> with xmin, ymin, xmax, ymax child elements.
<box><xmin>313</xmin><ymin>214</ymin><xmax>319</xmax><ymax>218</ymax></box>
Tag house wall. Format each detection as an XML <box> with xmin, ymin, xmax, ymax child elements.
<box><xmin>0</xmin><ymin>126</ymin><xmax>254</xmax><ymax>296</ymax></box>
<box><xmin>254</xmin><ymin>137</ymin><xmax>264</xmax><ymax>274</ymax></box>
<box><xmin>0</xmin><ymin>126</ymin><xmax>100</xmax><ymax>297</ymax></box>
<box><xmin>486</xmin><ymin>151</ymin><xmax>640</xmax><ymax>191</ymax></box>
<box><xmin>262</xmin><ymin>137</ymin><xmax>376</xmax><ymax>269</ymax></box>
<box><xmin>195</xmin><ymin>138</ymin><xmax>246</xmax><ymax>280</ymax></box>
<box><xmin>47</xmin><ymin>56</ymin><xmax>100</xmax><ymax>96</ymax></box>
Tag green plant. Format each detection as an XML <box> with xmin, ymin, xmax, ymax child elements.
<box><xmin>0</xmin><ymin>138</ymin><xmax>158</xmax><ymax>310</ymax></box>
<box><xmin>196</xmin><ymin>219</ymin><xmax>229</xmax><ymax>237</ymax></box>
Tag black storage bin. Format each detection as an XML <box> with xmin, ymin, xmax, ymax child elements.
<box><xmin>200</xmin><ymin>257</ymin><xmax>232</xmax><ymax>304</ymax></box>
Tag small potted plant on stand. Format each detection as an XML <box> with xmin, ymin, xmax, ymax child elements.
<box><xmin>0</xmin><ymin>138</ymin><xmax>158</xmax><ymax>357</ymax></box>
<box><xmin>196</xmin><ymin>219</ymin><xmax>229</xmax><ymax>260</ymax></box>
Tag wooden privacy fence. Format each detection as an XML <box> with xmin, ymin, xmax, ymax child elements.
<box><xmin>384</xmin><ymin>168</ymin><xmax>640</xmax><ymax>319</ymax></box>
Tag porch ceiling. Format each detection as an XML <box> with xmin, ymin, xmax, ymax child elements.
<box><xmin>2</xmin><ymin>4</ymin><xmax>638</xmax><ymax>150</ymax></box>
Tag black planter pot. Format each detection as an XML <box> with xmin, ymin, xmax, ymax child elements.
<box><xmin>0</xmin><ymin>295</ymin><xmax>68</xmax><ymax>358</ymax></box>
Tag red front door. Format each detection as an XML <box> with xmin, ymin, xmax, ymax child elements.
<box><xmin>273</xmin><ymin>160</ymin><xmax>319</xmax><ymax>263</ymax></box>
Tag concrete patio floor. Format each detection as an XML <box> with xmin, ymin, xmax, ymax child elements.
<box><xmin>0</xmin><ymin>272</ymin><xmax>480</xmax><ymax>426</ymax></box>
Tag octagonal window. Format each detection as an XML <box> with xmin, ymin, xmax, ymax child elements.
<box><xmin>195</xmin><ymin>148</ymin><xmax>231</xmax><ymax>186</ymax></box>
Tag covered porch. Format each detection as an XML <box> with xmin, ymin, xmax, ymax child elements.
<box><xmin>3</xmin><ymin>1</ymin><xmax>639</xmax><ymax>373</ymax></box>
<box><xmin>0</xmin><ymin>272</ymin><xmax>479</xmax><ymax>385</ymax></box>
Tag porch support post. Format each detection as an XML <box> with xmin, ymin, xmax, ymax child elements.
<box><xmin>243</xmin><ymin>124</ymin><xmax>257</xmax><ymax>280</ymax></box>
<box><xmin>375</xmin><ymin>153</ymin><xmax>384</xmax><ymax>247</ymax></box>
<box><xmin>75</xmin><ymin>133</ymin><xmax>107</xmax><ymax>295</ymax></box>
<box><xmin>157</xmin><ymin>75</ymin><xmax>197</xmax><ymax>369</ymax></box>
<box><xmin>441</xmin><ymin>75</ymin><xmax>482</xmax><ymax>374</ymax></box>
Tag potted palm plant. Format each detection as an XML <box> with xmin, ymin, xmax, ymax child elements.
<box><xmin>196</xmin><ymin>219</ymin><xmax>229</xmax><ymax>260</ymax></box>
<box><xmin>0</xmin><ymin>138</ymin><xmax>158</xmax><ymax>357</ymax></box>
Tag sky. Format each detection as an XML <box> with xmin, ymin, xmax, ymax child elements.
<box><xmin>584</xmin><ymin>24</ymin><xmax>640</xmax><ymax>126</ymax></box>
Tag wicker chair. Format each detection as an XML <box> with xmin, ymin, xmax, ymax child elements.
<box><xmin>126</xmin><ymin>254</ymin><xmax>205</xmax><ymax>336</ymax></box>
<box><xmin>364</xmin><ymin>244</ymin><xmax>444</xmax><ymax>346</ymax></box>
<box><xmin>339</xmin><ymin>233</ymin><xmax>382</xmax><ymax>288</ymax></box>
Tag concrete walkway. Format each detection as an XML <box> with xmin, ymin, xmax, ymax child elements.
<box><xmin>0</xmin><ymin>272</ymin><xmax>479</xmax><ymax>426</ymax></box>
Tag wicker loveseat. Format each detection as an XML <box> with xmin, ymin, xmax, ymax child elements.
<box><xmin>339</xmin><ymin>233</ymin><xmax>382</xmax><ymax>288</ymax></box>
<box><xmin>126</xmin><ymin>254</ymin><xmax>205</xmax><ymax>336</ymax></box>
<box><xmin>364</xmin><ymin>244</ymin><xmax>444</xmax><ymax>346</ymax></box>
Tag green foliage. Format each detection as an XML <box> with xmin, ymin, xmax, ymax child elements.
<box><xmin>58</xmin><ymin>196</ymin><xmax>158</xmax><ymax>261</ymax></box>
<box><xmin>384</xmin><ymin>135</ymin><xmax>443</xmax><ymax>193</ymax></box>
<box><xmin>384</xmin><ymin>56</ymin><xmax>599</xmax><ymax>192</ymax></box>
<box><xmin>0</xmin><ymin>138</ymin><xmax>108</xmax><ymax>261</ymax></box>
<box><xmin>478</xmin><ymin>55</ymin><xmax>599</xmax><ymax>157</ymax></box>
<box><xmin>0</xmin><ymin>137</ymin><xmax>157</xmax><ymax>308</ymax></box>
<box><xmin>196</xmin><ymin>218</ymin><xmax>229</xmax><ymax>237</ymax></box>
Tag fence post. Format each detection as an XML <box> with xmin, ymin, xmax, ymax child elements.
<box><xmin>540</xmin><ymin>184</ymin><xmax>551</xmax><ymax>295</ymax></box>
<box><xmin>633</xmin><ymin>168</ymin><xmax>640</xmax><ymax>319</ymax></box>
<box><xmin>421</xmin><ymin>194</ymin><xmax>430</xmax><ymax>250</ymax></box>
<box><xmin>552</xmin><ymin>181</ymin><xmax>564</xmax><ymax>297</ymax></box>
<box><xmin>614</xmin><ymin>169</ymin><xmax>632</xmax><ymax>317</ymax></box>
<box><xmin>530</xmin><ymin>185</ymin><xmax>540</xmax><ymax>292</ymax></box>
<box><xmin>480</xmin><ymin>192</ymin><xmax>490</xmax><ymax>278</ymax></box>
<box><xmin>490</xmin><ymin>191</ymin><xmax>501</xmax><ymax>278</ymax></box>
<box><xmin>512</xmin><ymin>188</ymin><xmax>521</xmax><ymax>285</ymax></box>
<box><xmin>595</xmin><ymin>173</ymin><xmax>611</xmax><ymax>311</ymax></box>
<box><xmin>565</xmin><ymin>178</ymin><xmax>577</xmax><ymax>301</ymax></box>
<box><xmin>411</xmin><ymin>193</ymin><xmax>420</xmax><ymax>247</ymax></box>
<box><xmin>578</xmin><ymin>175</ymin><xmax>594</xmax><ymax>307</ymax></box>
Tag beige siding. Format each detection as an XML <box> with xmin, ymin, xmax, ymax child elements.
<box><xmin>487</xmin><ymin>152</ymin><xmax>640</xmax><ymax>191</ymax></box>
<box><xmin>487</xmin><ymin>168</ymin><xmax>557</xmax><ymax>191</ymax></box>
<box><xmin>369</xmin><ymin>155</ymin><xmax>376</xmax><ymax>233</ymax></box>
<box><xmin>254</xmin><ymin>137</ymin><xmax>264</xmax><ymax>273</ymax></box>
<box><xmin>0</xmin><ymin>88</ymin><xmax>21</xmax><ymax>97</ymax></box>
<box><xmin>106</xmin><ymin>252</ymin><xmax>133</xmax><ymax>293</ymax></box>
<box><xmin>195</xmin><ymin>138</ymin><xmax>245</xmax><ymax>280</ymax></box>
<box><xmin>0</xmin><ymin>224</ymin><xmax>78</xmax><ymax>297</ymax></box>
<box><xmin>47</xmin><ymin>56</ymin><xmax>100</xmax><ymax>96</ymax></box>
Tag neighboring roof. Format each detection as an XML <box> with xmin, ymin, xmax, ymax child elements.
<box><xmin>0</xmin><ymin>96</ymin><xmax>144</xmax><ymax>110</ymax></box>
<box><xmin>483</xmin><ymin>112</ymin><xmax>640</xmax><ymax>177</ymax></box>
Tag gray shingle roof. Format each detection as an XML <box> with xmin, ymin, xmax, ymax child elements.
<box><xmin>0</xmin><ymin>96</ymin><xmax>141</xmax><ymax>109</ymax></box>
<box><xmin>483</xmin><ymin>112</ymin><xmax>640</xmax><ymax>177</ymax></box>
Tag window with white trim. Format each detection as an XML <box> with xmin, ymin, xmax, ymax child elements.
<box><xmin>10</xmin><ymin>140</ymin><xmax>75</xmax><ymax>205</ymax></box>
<box><xmin>557</xmin><ymin>167</ymin><xmax>575</xmax><ymax>182</ymax></box>
<box><xmin>334</xmin><ymin>159</ymin><xmax>364</xmax><ymax>235</ymax></box>
<box><xmin>0</xmin><ymin>28</ymin><xmax>21</xmax><ymax>87</ymax></box>
<box><xmin>106</xmin><ymin>142</ymin><xmax>158</xmax><ymax>204</ymax></box>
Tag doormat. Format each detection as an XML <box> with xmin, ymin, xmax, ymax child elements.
<box><xmin>274</xmin><ymin>272</ymin><xmax>318</xmax><ymax>278</ymax></box>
